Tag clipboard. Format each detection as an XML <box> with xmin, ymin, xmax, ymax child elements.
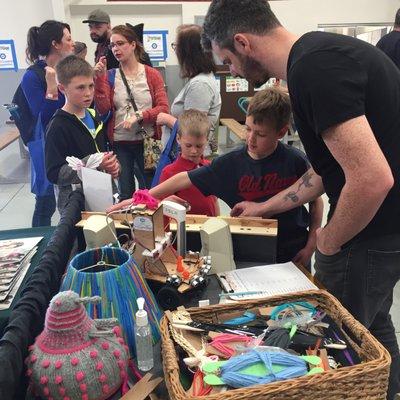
<box><xmin>217</xmin><ymin>262</ymin><xmax>318</xmax><ymax>301</ymax></box>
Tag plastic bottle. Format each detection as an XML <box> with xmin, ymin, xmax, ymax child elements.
<box><xmin>134</xmin><ymin>297</ymin><xmax>154</xmax><ymax>371</ymax></box>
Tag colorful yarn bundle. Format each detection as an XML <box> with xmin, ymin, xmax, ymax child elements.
<box><xmin>61</xmin><ymin>247</ymin><xmax>162</xmax><ymax>357</ymax></box>
<box><xmin>209</xmin><ymin>333</ymin><xmax>253</xmax><ymax>358</ymax></box>
<box><xmin>220</xmin><ymin>350</ymin><xmax>309</xmax><ymax>388</ymax></box>
<box><xmin>204</xmin><ymin>349</ymin><xmax>312</xmax><ymax>389</ymax></box>
<box><xmin>26</xmin><ymin>291</ymin><xmax>129</xmax><ymax>400</ymax></box>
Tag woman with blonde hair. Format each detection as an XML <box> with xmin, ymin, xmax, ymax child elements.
<box><xmin>94</xmin><ymin>25</ymin><xmax>169</xmax><ymax>200</ymax></box>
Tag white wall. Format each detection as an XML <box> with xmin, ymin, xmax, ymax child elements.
<box><xmin>0</xmin><ymin>0</ymin><xmax>55</xmax><ymax>69</ymax></box>
<box><xmin>68</xmin><ymin>1</ymin><xmax>182</xmax><ymax>66</ymax></box>
<box><xmin>1</xmin><ymin>0</ymin><xmax>400</xmax><ymax>69</ymax></box>
<box><xmin>270</xmin><ymin>0</ymin><xmax>400</xmax><ymax>35</ymax></box>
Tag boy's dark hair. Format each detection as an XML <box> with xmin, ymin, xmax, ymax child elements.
<box><xmin>395</xmin><ymin>9</ymin><xmax>400</xmax><ymax>27</ymax></box>
<box><xmin>202</xmin><ymin>0</ymin><xmax>280</xmax><ymax>52</ymax></box>
<box><xmin>178</xmin><ymin>109</ymin><xmax>210</xmax><ymax>138</ymax></box>
<box><xmin>175</xmin><ymin>24</ymin><xmax>216</xmax><ymax>79</ymax></box>
<box><xmin>111</xmin><ymin>25</ymin><xmax>146</xmax><ymax>64</ymax></box>
<box><xmin>56</xmin><ymin>55</ymin><xmax>93</xmax><ymax>85</ymax></box>
<box><xmin>247</xmin><ymin>87</ymin><xmax>291</xmax><ymax>131</ymax></box>
<box><xmin>26</xmin><ymin>20</ymin><xmax>71</xmax><ymax>63</ymax></box>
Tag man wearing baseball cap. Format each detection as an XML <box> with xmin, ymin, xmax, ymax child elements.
<box><xmin>83</xmin><ymin>9</ymin><xmax>152</xmax><ymax>68</ymax></box>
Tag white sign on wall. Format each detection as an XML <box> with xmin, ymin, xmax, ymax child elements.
<box><xmin>143</xmin><ymin>31</ymin><xmax>168</xmax><ymax>61</ymax></box>
<box><xmin>0</xmin><ymin>40</ymin><xmax>18</xmax><ymax>71</ymax></box>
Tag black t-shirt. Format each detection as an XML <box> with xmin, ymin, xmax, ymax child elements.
<box><xmin>188</xmin><ymin>143</ymin><xmax>310</xmax><ymax>241</ymax></box>
<box><xmin>287</xmin><ymin>31</ymin><xmax>400</xmax><ymax>241</ymax></box>
<box><xmin>376</xmin><ymin>30</ymin><xmax>400</xmax><ymax>69</ymax></box>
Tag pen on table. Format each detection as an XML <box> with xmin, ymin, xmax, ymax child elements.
<box><xmin>219</xmin><ymin>290</ymin><xmax>266</xmax><ymax>298</ymax></box>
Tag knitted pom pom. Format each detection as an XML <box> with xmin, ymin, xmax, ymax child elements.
<box><xmin>55</xmin><ymin>375</ymin><xmax>63</xmax><ymax>385</ymax></box>
<box><xmin>55</xmin><ymin>360</ymin><xmax>63</xmax><ymax>369</ymax></box>
<box><xmin>90</xmin><ymin>350</ymin><xmax>98</xmax><ymax>359</ymax></box>
<box><xmin>113</xmin><ymin>349</ymin><xmax>121</xmax><ymax>359</ymax></box>
<box><xmin>117</xmin><ymin>359</ymin><xmax>125</xmax><ymax>369</ymax></box>
<box><xmin>96</xmin><ymin>361</ymin><xmax>104</xmax><ymax>371</ymax></box>
<box><xmin>79</xmin><ymin>383</ymin><xmax>87</xmax><ymax>393</ymax></box>
<box><xmin>71</xmin><ymin>357</ymin><xmax>79</xmax><ymax>366</ymax></box>
<box><xmin>59</xmin><ymin>387</ymin><xmax>66</xmax><ymax>396</ymax></box>
<box><xmin>82</xmin><ymin>395</ymin><xmax>89</xmax><ymax>400</ymax></box>
<box><xmin>102</xmin><ymin>384</ymin><xmax>110</xmax><ymax>394</ymax></box>
<box><xmin>40</xmin><ymin>376</ymin><xmax>49</xmax><ymax>385</ymax></box>
<box><xmin>43</xmin><ymin>387</ymin><xmax>50</xmax><ymax>396</ymax></box>
<box><xmin>42</xmin><ymin>360</ymin><xmax>51</xmax><ymax>368</ymax></box>
<box><xmin>75</xmin><ymin>371</ymin><xmax>85</xmax><ymax>382</ymax></box>
<box><xmin>112</xmin><ymin>326</ymin><xmax>122</xmax><ymax>337</ymax></box>
<box><xmin>30</xmin><ymin>355</ymin><xmax>37</xmax><ymax>363</ymax></box>
<box><xmin>120</xmin><ymin>370</ymin><xmax>126</xmax><ymax>379</ymax></box>
<box><xmin>26</xmin><ymin>369</ymin><xmax>32</xmax><ymax>377</ymax></box>
<box><xmin>101</xmin><ymin>342</ymin><xmax>109</xmax><ymax>350</ymax></box>
<box><xmin>99</xmin><ymin>373</ymin><xmax>107</xmax><ymax>383</ymax></box>
<box><xmin>118</xmin><ymin>337</ymin><xmax>125</xmax><ymax>345</ymax></box>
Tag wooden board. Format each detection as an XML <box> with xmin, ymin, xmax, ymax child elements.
<box><xmin>0</xmin><ymin>129</ymin><xmax>19</xmax><ymax>151</ymax></box>
<box><xmin>220</xmin><ymin>118</ymin><xmax>247</xmax><ymax>141</ymax></box>
<box><xmin>77</xmin><ymin>212</ymin><xmax>278</xmax><ymax>237</ymax></box>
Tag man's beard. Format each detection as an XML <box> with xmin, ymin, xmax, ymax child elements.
<box><xmin>238</xmin><ymin>53</ymin><xmax>272</xmax><ymax>88</ymax></box>
<box><xmin>90</xmin><ymin>31</ymin><xmax>109</xmax><ymax>44</ymax></box>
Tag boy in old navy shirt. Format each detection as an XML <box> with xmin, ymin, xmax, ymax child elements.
<box><xmin>112</xmin><ymin>88</ymin><xmax>323</xmax><ymax>265</ymax></box>
<box><xmin>158</xmin><ymin>109</ymin><xmax>219</xmax><ymax>216</ymax></box>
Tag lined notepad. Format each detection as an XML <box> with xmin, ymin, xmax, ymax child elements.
<box><xmin>217</xmin><ymin>262</ymin><xmax>318</xmax><ymax>300</ymax></box>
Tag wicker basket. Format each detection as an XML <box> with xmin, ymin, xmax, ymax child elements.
<box><xmin>161</xmin><ymin>289</ymin><xmax>390</xmax><ymax>400</ymax></box>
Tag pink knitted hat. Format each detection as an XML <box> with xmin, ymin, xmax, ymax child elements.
<box><xmin>26</xmin><ymin>291</ymin><xmax>129</xmax><ymax>400</ymax></box>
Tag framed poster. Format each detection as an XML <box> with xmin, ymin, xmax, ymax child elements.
<box><xmin>143</xmin><ymin>30</ymin><xmax>168</xmax><ymax>61</ymax></box>
<box><xmin>0</xmin><ymin>40</ymin><xmax>18</xmax><ymax>71</ymax></box>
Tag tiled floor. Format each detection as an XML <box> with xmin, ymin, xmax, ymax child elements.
<box><xmin>0</xmin><ymin>125</ymin><xmax>399</xmax><ymax>344</ymax></box>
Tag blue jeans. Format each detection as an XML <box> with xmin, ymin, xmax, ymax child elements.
<box><xmin>315</xmin><ymin>234</ymin><xmax>400</xmax><ymax>400</ymax></box>
<box><xmin>113</xmin><ymin>142</ymin><xmax>146</xmax><ymax>201</ymax></box>
<box><xmin>32</xmin><ymin>193</ymin><xmax>56</xmax><ymax>227</ymax></box>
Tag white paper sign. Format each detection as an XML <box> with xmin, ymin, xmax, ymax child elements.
<box><xmin>0</xmin><ymin>40</ymin><xmax>18</xmax><ymax>70</ymax></box>
<box><xmin>143</xmin><ymin>31</ymin><xmax>168</xmax><ymax>60</ymax></box>
<box><xmin>81</xmin><ymin>167</ymin><xmax>113</xmax><ymax>212</ymax></box>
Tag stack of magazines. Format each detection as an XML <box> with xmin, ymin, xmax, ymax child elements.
<box><xmin>0</xmin><ymin>237</ymin><xmax>43</xmax><ymax>311</ymax></box>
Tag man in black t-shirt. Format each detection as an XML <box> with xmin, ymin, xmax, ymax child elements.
<box><xmin>202</xmin><ymin>1</ymin><xmax>400</xmax><ymax>398</ymax></box>
<box><xmin>376</xmin><ymin>9</ymin><xmax>400</xmax><ymax>69</ymax></box>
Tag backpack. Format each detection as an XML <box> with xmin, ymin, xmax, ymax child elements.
<box><xmin>10</xmin><ymin>64</ymin><xmax>46</xmax><ymax>145</ymax></box>
<box><xmin>151</xmin><ymin>121</ymin><xmax>179</xmax><ymax>187</ymax></box>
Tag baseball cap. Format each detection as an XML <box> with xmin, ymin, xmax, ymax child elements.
<box><xmin>82</xmin><ymin>9</ymin><xmax>110</xmax><ymax>24</ymax></box>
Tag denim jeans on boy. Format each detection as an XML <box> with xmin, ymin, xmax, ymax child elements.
<box><xmin>113</xmin><ymin>142</ymin><xmax>146</xmax><ymax>200</ymax></box>
<box><xmin>32</xmin><ymin>193</ymin><xmax>56</xmax><ymax>227</ymax></box>
<box><xmin>315</xmin><ymin>234</ymin><xmax>400</xmax><ymax>400</ymax></box>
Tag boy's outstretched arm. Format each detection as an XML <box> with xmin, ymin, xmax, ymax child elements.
<box><xmin>231</xmin><ymin>167</ymin><xmax>325</xmax><ymax>217</ymax></box>
<box><xmin>107</xmin><ymin>172</ymin><xmax>192</xmax><ymax>212</ymax></box>
<box><xmin>149</xmin><ymin>172</ymin><xmax>191</xmax><ymax>199</ymax></box>
<box><xmin>292</xmin><ymin>196</ymin><xmax>324</xmax><ymax>266</ymax></box>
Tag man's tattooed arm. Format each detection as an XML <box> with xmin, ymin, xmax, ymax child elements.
<box><xmin>284</xmin><ymin>170</ymin><xmax>315</xmax><ymax>204</ymax></box>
